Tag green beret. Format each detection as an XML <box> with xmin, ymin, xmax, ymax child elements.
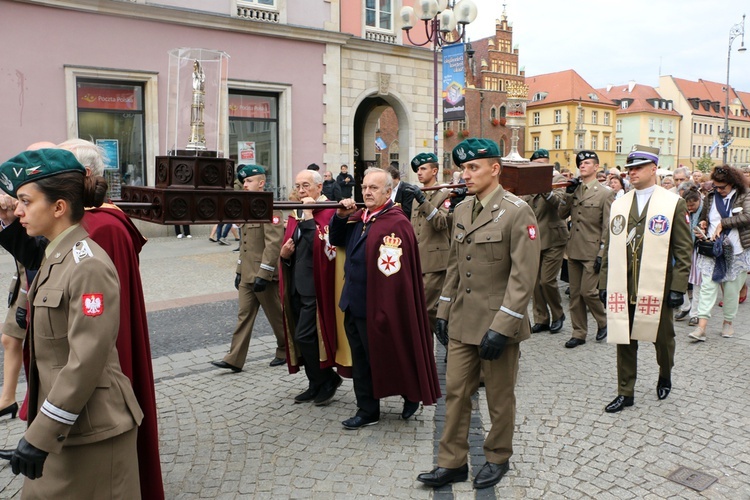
<box><xmin>410</xmin><ymin>152</ymin><xmax>438</xmax><ymax>172</ymax></box>
<box><xmin>530</xmin><ymin>149</ymin><xmax>549</xmax><ymax>161</ymax></box>
<box><xmin>452</xmin><ymin>138</ymin><xmax>501</xmax><ymax>166</ymax></box>
<box><xmin>0</xmin><ymin>149</ymin><xmax>86</xmax><ymax>198</ymax></box>
<box><xmin>237</xmin><ymin>164</ymin><xmax>266</xmax><ymax>182</ymax></box>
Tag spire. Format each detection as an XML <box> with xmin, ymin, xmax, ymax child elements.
<box><xmin>502</xmin><ymin>2</ymin><xmax>507</xmax><ymax>21</ymax></box>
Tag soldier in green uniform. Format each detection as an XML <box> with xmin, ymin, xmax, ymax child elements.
<box><xmin>409</xmin><ymin>153</ymin><xmax>452</xmax><ymax>334</ymax></box>
<box><xmin>211</xmin><ymin>165</ymin><xmax>287</xmax><ymax>371</ymax></box>
<box><xmin>599</xmin><ymin>145</ymin><xmax>692</xmax><ymax>413</ymax></box>
<box><xmin>417</xmin><ymin>139</ymin><xmax>540</xmax><ymax>489</ymax></box>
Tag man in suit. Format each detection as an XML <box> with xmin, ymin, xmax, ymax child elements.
<box><xmin>599</xmin><ymin>145</ymin><xmax>692</xmax><ymax>412</ymax></box>
<box><xmin>523</xmin><ymin>149</ymin><xmax>569</xmax><ymax>334</ymax></box>
<box><xmin>211</xmin><ymin>165</ymin><xmax>287</xmax><ymax>372</ymax></box>
<box><xmin>388</xmin><ymin>165</ymin><xmax>416</xmax><ymax>220</ymax></box>
<box><xmin>409</xmin><ymin>153</ymin><xmax>452</xmax><ymax>332</ymax></box>
<box><xmin>280</xmin><ymin>170</ymin><xmax>342</xmax><ymax>406</ymax></box>
<box><xmin>417</xmin><ymin>139</ymin><xmax>540</xmax><ymax>489</ymax></box>
<box><xmin>336</xmin><ymin>164</ymin><xmax>354</xmax><ymax>199</ymax></box>
<box><xmin>559</xmin><ymin>151</ymin><xmax>614</xmax><ymax>348</ymax></box>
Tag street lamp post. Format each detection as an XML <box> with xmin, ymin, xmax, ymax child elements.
<box><xmin>400</xmin><ymin>0</ymin><xmax>478</xmax><ymax>155</ymax></box>
<box><xmin>720</xmin><ymin>14</ymin><xmax>746</xmax><ymax>166</ymax></box>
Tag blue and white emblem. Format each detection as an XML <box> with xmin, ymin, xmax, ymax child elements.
<box><xmin>647</xmin><ymin>214</ymin><xmax>670</xmax><ymax>236</ymax></box>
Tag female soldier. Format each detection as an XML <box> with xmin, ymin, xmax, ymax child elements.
<box><xmin>0</xmin><ymin>149</ymin><xmax>142</xmax><ymax>498</ymax></box>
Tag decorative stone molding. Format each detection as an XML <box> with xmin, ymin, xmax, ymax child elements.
<box><xmin>365</xmin><ymin>30</ymin><xmax>397</xmax><ymax>44</ymax></box>
<box><xmin>378</xmin><ymin>73</ymin><xmax>390</xmax><ymax>96</ymax></box>
<box><xmin>236</xmin><ymin>6</ymin><xmax>280</xmax><ymax>23</ymax></box>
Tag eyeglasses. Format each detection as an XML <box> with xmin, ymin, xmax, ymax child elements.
<box><xmin>713</xmin><ymin>183</ymin><xmax>730</xmax><ymax>191</ymax></box>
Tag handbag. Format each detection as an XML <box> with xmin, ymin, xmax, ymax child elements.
<box><xmin>695</xmin><ymin>239</ymin><xmax>718</xmax><ymax>257</ymax></box>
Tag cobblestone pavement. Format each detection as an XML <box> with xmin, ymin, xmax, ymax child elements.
<box><xmin>1</xmin><ymin>235</ymin><xmax>749</xmax><ymax>498</ymax></box>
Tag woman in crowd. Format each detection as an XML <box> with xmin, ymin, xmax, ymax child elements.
<box><xmin>690</xmin><ymin>165</ymin><xmax>750</xmax><ymax>341</ymax></box>
<box><xmin>676</xmin><ymin>187</ymin><xmax>704</xmax><ymax>326</ymax></box>
<box><xmin>0</xmin><ymin>149</ymin><xmax>142</xmax><ymax>497</ymax></box>
<box><xmin>608</xmin><ymin>175</ymin><xmax>627</xmax><ymax>199</ymax></box>
<box><xmin>660</xmin><ymin>175</ymin><xmax>675</xmax><ymax>191</ymax></box>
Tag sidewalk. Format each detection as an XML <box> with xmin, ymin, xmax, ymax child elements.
<box><xmin>0</xmin><ymin>235</ymin><xmax>749</xmax><ymax>498</ymax></box>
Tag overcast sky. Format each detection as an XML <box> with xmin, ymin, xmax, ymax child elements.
<box><xmin>464</xmin><ymin>0</ymin><xmax>750</xmax><ymax>92</ymax></box>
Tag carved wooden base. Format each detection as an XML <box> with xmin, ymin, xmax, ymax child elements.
<box><xmin>500</xmin><ymin>161</ymin><xmax>553</xmax><ymax>195</ymax></box>
<box><xmin>155</xmin><ymin>154</ymin><xmax>235</xmax><ymax>190</ymax></box>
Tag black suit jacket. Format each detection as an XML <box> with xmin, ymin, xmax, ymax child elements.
<box><xmin>393</xmin><ymin>181</ymin><xmax>415</xmax><ymax>220</ymax></box>
<box><xmin>291</xmin><ymin>218</ymin><xmax>317</xmax><ymax>296</ymax></box>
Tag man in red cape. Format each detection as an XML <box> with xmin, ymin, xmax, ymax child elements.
<box><xmin>279</xmin><ymin>170</ymin><xmax>346</xmax><ymax>406</ymax></box>
<box><xmin>0</xmin><ymin>139</ymin><xmax>163</xmax><ymax>500</ymax></box>
<box><xmin>329</xmin><ymin>167</ymin><xmax>441</xmax><ymax>430</ymax></box>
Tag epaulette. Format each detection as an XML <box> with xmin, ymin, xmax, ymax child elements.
<box><xmin>503</xmin><ymin>193</ymin><xmax>526</xmax><ymax>208</ymax></box>
<box><xmin>454</xmin><ymin>197</ymin><xmax>472</xmax><ymax>209</ymax></box>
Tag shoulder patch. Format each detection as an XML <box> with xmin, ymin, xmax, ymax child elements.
<box><xmin>73</xmin><ymin>240</ymin><xmax>94</xmax><ymax>264</ymax></box>
<box><xmin>82</xmin><ymin>293</ymin><xmax>104</xmax><ymax>317</ymax></box>
<box><xmin>503</xmin><ymin>194</ymin><xmax>525</xmax><ymax>207</ymax></box>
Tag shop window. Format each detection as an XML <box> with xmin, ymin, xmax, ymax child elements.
<box><xmin>76</xmin><ymin>79</ymin><xmax>146</xmax><ymax>198</ymax></box>
<box><xmin>229</xmin><ymin>91</ymin><xmax>281</xmax><ymax>198</ymax></box>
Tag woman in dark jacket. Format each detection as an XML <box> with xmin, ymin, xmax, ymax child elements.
<box><xmin>690</xmin><ymin>166</ymin><xmax>750</xmax><ymax>341</ymax></box>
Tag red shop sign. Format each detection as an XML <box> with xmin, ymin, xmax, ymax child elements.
<box><xmin>77</xmin><ymin>85</ymin><xmax>138</xmax><ymax>110</ymax></box>
<box><xmin>228</xmin><ymin>95</ymin><xmax>271</xmax><ymax>118</ymax></box>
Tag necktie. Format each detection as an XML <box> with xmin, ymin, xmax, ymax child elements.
<box><xmin>472</xmin><ymin>200</ymin><xmax>483</xmax><ymax>223</ymax></box>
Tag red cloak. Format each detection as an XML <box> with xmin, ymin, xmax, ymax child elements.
<box><xmin>82</xmin><ymin>206</ymin><xmax>164</xmax><ymax>500</ymax></box>
<box><xmin>344</xmin><ymin>204</ymin><xmax>441</xmax><ymax>405</ymax></box>
<box><xmin>279</xmin><ymin>208</ymin><xmax>350</xmax><ymax>376</ymax></box>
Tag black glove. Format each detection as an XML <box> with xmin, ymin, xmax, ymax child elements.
<box><xmin>434</xmin><ymin>319</ymin><xmax>449</xmax><ymax>347</ymax></box>
<box><xmin>565</xmin><ymin>177</ymin><xmax>582</xmax><ymax>194</ymax></box>
<box><xmin>479</xmin><ymin>329</ymin><xmax>507</xmax><ymax>360</ymax></box>
<box><xmin>15</xmin><ymin>306</ymin><xmax>27</xmax><ymax>330</ymax></box>
<box><xmin>599</xmin><ymin>290</ymin><xmax>607</xmax><ymax>305</ymax></box>
<box><xmin>10</xmin><ymin>437</ymin><xmax>48</xmax><ymax>480</ymax></box>
<box><xmin>407</xmin><ymin>184</ymin><xmax>426</xmax><ymax>205</ymax></box>
<box><xmin>234</xmin><ymin>273</ymin><xmax>241</xmax><ymax>290</ymax></box>
<box><xmin>450</xmin><ymin>187</ymin><xmax>468</xmax><ymax>211</ymax></box>
<box><xmin>253</xmin><ymin>277</ymin><xmax>269</xmax><ymax>293</ymax></box>
<box><xmin>667</xmin><ymin>291</ymin><xmax>684</xmax><ymax>309</ymax></box>
<box><xmin>593</xmin><ymin>256</ymin><xmax>602</xmax><ymax>274</ymax></box>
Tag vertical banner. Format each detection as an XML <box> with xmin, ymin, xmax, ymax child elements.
<box><xmin>442</xmin><ymin>43</ymin><xmax>466</xmax><ymax>122</ymax></box>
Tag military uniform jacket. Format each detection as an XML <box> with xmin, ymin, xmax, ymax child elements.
<box><xmin>411</xmin><ymin>188</ymin><xmax>452</xmax><ymax>273</ymax></box>
<box><xmin>25</xmin><ymin>225</ymin><xmax>142</xmax><ymax>454</ymax></box>
<box><xmin>522</xmin><ymin>175</ymin><xmax>569</xmax><ymax>251</ymax></box>
<box><xmin>236</xmin><ymin>209</ymin><xmax>284</xmax><ymax>283</ymax></box>
<box><xmin>559</xmin><ymin>180</ymin><xmax>614</xmax><ymax>261</ymax></box>
<box><xmin>437</xmin><ymin>188</ymin><xmax>540</xmax><ymax>344</ymax></box>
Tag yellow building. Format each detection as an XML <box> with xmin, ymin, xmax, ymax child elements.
<box><xmin>526</xmin><ymin>70</ymin><xmax>617</xmax><ymax>173</ymax></box>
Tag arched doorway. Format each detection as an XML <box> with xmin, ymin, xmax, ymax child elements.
<box><xmin>351</xmin><ymin>93</ymin><xmax>413</xmax><ymax>201</ymax></box>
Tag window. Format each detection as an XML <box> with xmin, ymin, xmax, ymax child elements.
<box><xmin>554</xmin><ymin>109</ymin><xmax>562</xmax><ymax>123</ymax></box>
<box><xmin>659</xmin><ymin>120</ymin><xmax>664</xmax><ymax>132</ymax></box>
<box><xmin>709</xmin><ymin>124</ymin><xmax>713</xmax><ymax>135</ymax></box>
<box><xmin>490</xmin><ymin>107</ymin><xmax>497</xmax><ymax>120</ymax></box>
<box><xmin>76</xmin><ymin>80</ymin><xmax>147</xmax><ymax>198</ymax></box>
<box><xmin>603</xmin><ymin>136</ymin><xmax>609</xmax><ymax>151</ymax></box>
<box><xmin>616</xmin><ymin>140</ymin><xmax>622</xmax><ymax>154</ymax></box>
<box><xmin>239</xmin><ymin>0</ymin><xmax>275</xmax><ymax>5</ymax></box>
<box><xmin>692</xmin><ymin>145</ymin><xmax>697</xmax><ymax>157</ymax></box>
<box><xmin>533</xmin><ymin>112</ymin><xmax>540</xmax><ymax>126</ymax></box>
<box><xmin>621</xmin><ymin>100</ymin><xmax>629</xmax><ymax>109</ymax></box>
<box><xmin>603</xmin><ymin>112</ymin><xmax>610</xmax><ymax>125</ymax></box>
<box><xmin>693</xmin><ymin>122</ymin><xmax>697</xmax><ymax>134</ymax></box>
<box><xmin>577</xmin><ymin>108</ymin><xmax>584</xmax><ymax>123</ymax></box>
<box><xmin>591</xmin><ymin>110</ymin><xmax>598</xmax><ymax>125</ymax></box>
<box><xmin>499</xmin><ymin>105</ymin><xmax>506</xmax><ymax>118</ymax></box>
<box><xmin>366</xmin><ymin>0</ymin><xmax>392</xmax><ymax>30</ymax></box>
<box><xmin>668</xmin><ymin>142</ymin><xmax>673</xmax><ymax>155</ymax></box>
<box><xmin>616</xmin><ymin>119</ymin><xmax>622</xmax><ymax>132</ymax></box>
<box><xmin>649</xmin><ymin>118</ymin><xmax>654</xmax><ymax>132</ymax></box>
<box><xmin>533</xmin><ymin>136</ymin><xmax>540</xmax><ymax>150</ymax></box>
<box><xmin>669</xmin><ymin>121</ymin><xmax>674</xmax><ymax>133</ymax></box>
<box><xmin>591</xmin><ymin>135</ymin><xmax>598</xmax><ymax>150</ymax></box>
<box><xmin>229</xmin><ymin>90</ymin><xmax>281</xmax><ymax>196</ymax></box>
<box><xmin>554</xmin><ymin>134</ymin><xmax>561</xmax><ymax>149</ymax></box>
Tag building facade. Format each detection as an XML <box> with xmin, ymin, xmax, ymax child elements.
<box><xmin>658</xmin><ymin>76</ymin><xmax>750</xmax><ymax>169</ymax></box>
<box><xmin>525</xmin><ymin>70</ymin><xmax>617</xmax><ymax>172</ymax></box>
<box><xmin>598</xmin><ymin>82</ymin><xmax>681</xmax><ymax>169</ymax></box>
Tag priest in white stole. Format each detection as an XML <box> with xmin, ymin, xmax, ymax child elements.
<box><xmin>598</xmin><ymin>145</ymin><xmax>693</xmax><ymax>413</ymax></box>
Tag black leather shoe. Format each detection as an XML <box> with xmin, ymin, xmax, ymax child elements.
<box><xmin>210</xmin><ymin>360</ymin><xmax>242</xmax><ymax>373</ymax></box>
<box><xmin>531</xmin><ymin>323</ymin><xmax>550</xmax><ymax>333</ymax></box>
<box><xmin>595</xmin><ymin>326</ymin><xmax>607</xmax><ymax>342</ymax></box>
<box><xmin>269</xmin><ymin>357</ymin><xmax>285</xmax><ymax>367</ymax></box>
<box><xmin>550</xmin><ymin>314</ymin><xmax>565</xmax><ymax>334</ymax></box>
<box><xmin>605</xmin><ymin>395</ymin><xmax>634</xmax><ymax>413</ymax></box>
<box><xmin>342</xmin><ymin>415</ymin><xmax>379</xmax><ymax>430</ymax></box>
<box><xmin>313</xmin><ymin>374</ymin><xmax>342</xmax><ymax>406</ymax></box>
<box><xmin>565</xmin><ymin>338</ymin><xmax>585</xmax><ymax>348</ymax></box>
<box><xmin>294</xmin><ymin>385</ymin><xmax>319</xmax><ymax>403</ymax></box>
<box><xmin>674</xmin><ymin>310</ymin><xmax>689</xmax><ymax>321</ymax></box>
<box><xmin>0</xmin><ymin>449</ymin><xmax>14</xmax><ymax>461</ymax></box>
<box><xmin>417</xmin><ymin>464</ymin><xmax>469</xmax><ymax>487</ymax></box>
<box><xmin>657</xmin><ymin>377</ymin><xmax>672</xmax><ymax>400</ymax></box>
<box><xmin>0</xmin><ymin>402</ymin><xmax>18</xmax><ymax>419</ymax></box>
<box><xmin>473</xmin><ymin>461</ymin><xmax>510</xmax><ymax>489</ymax></box>
<box><xmin>401</xmin><ymin>400</ymin><xmax>420</xmax><ymax>420</ymax></box>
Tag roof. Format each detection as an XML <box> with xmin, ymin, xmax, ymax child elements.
<box><xmin>525</xmin><ymin>69</ymin><xmax>617</xmax><ymax>108</ymax></box>
<box><xmin>597</xmin><ymin>82</ymin><xmax>681</xmax><ymax>116</ymax></box>
<box><xmin>670</xmin><ymin>77</ymin><xmax>750</xmax><ymax>122</ymax></box>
